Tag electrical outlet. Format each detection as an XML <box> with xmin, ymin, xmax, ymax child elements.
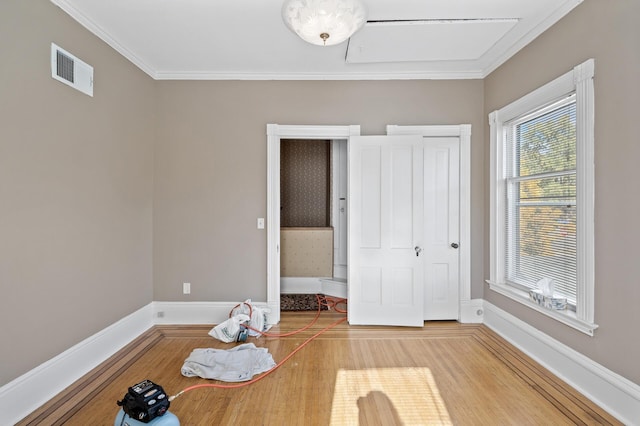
<box><xmin>157</xmin><ymin>311</ymin><xmax>165</xmax><ymax>318</ymax></box>
<box><xmin>183</xmin><ymin>282</ymin><xmax>191</xmax><ymax>294</ymax></box>
<box><xmin>257</xmin><ymin>217</ymin><xmax>265</xmax><ymax>229</ymax></box>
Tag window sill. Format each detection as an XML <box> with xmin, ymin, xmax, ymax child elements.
<box><xmin>486</xmin><ymin>280</ymin><xmax>598</xmax><ymax>336</ymax></box>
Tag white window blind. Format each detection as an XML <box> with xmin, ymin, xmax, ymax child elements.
<box><xmin>504</xmin><ymin>95</ymin><xmax>577</xmax><ymax>303</ymax></box>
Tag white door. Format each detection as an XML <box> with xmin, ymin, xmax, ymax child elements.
<box><xmin>348</xmin><ymin>135</ymin><xmax>425</xmax><ymax>326</ymax></box>
<box><xmin>423</xmin><ymin>138</ymin><xmax>460</xmax><ymax>320</ymax></box>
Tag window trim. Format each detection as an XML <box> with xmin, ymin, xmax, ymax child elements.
<box><xmin>488</xmin><ymin>59</ymin><xmax>597</xmax><ymax>336</ymax></box>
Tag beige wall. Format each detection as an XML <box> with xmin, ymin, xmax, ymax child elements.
<box><xmin>484</xmin><ymin>0</ymin><xmax>640</xmax><ymax>384</ymax></box>
<box><xmin>0</xmin><ymin>1</ymin><xmax>156</xmax><ymax>385</ymax></box>
<box><xmin>153</xmin><ymin>79</ymin><xmax>486</xmax><ymax>302</ymax></box>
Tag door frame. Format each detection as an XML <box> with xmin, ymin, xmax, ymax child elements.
<box><xmin>387</xmin><ymin>125</ymin><xmax>472</xmax><ymax>322</ymax></box>
<box><xmin>266</xmin><ymin>124</ymin><xmax>361</xmax><ymax>324</ymax></box>
<box><xmin>266</xmin><ymin>124</ymin><xmax>472</xmax><ymax>324</ymax></box>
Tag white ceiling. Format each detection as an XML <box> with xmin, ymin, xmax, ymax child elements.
<box><xmin>51</xmin><ymin>0</ymin><xmax>582</xmax><ymax>80</ymax></box>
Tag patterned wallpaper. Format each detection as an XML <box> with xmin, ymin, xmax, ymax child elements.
<box><xmin>281</xmin><ymin>139</ymin><xmax>331</xmax><ymax>227</ymax></box>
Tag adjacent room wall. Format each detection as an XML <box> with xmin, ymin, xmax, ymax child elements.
<box><xmin>281</xmin><ymin>139</ymin><xmax>331</xmax><ymax>228</ymax></box>
<box><xmin>0</xmin><ymin>1</ymin><xmax>156</xmax><ymax>386</ymax></box>
<box><xmin>483</xmin><ymin>0</ymin><xmax>640</xmax><ymax>385</ymax></box>
<box><xmin>153</xmin><ymin>80</ymin><xmax>486</xmax><ymax>302</ymax></box>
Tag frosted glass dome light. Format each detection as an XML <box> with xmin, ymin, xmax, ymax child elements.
<box><xmin>282</xmin><ymin>0</ymin><xmax>368</xmax><ymax>46</ymax></box>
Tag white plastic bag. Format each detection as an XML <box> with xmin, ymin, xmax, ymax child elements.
<box><xmin>209</xmin><ymin>314</ymin><xmax>250</xmax><ymax>343</ymax></box>
<box><xmin>230</xmin><ymin>299</ymin><xmax>272</xmax><ymax>337</ymax></box>
<box><xmin>248</xmin><ymin>304</ymin><xmax>271</xmax><ymax>337</ymax></box>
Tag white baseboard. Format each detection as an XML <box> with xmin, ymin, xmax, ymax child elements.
<box><xmin>280</xmin><ymin>277</ymin><xmax>323</xmax><ymax>294</ymax></box>
<box><xmin>0</xmin><ymin>303</ymin><xmax>154</xmax><ymax>426</ymax></box>
<box><xmin>320</xmin><ymin>278</ymin><xmax>347</xmax><ymax>299</ymax></box>
<box><xmin>459</xmin><ymin>298</ymin><xmax>484</xmax><ymax>323</ymax></box>
<box><xmin>483</xmin><ymin>300</ymin><xmax>640</xmax><ymax>425</ymax></box>
<box><xmin>0</xmin><ymin>300</ymin><xmax>273</xmax><ymax>424</ymax></box>
<box><xmin>6</xmin><ymin>299</ymin><xmax>639</xmax><ymax>425</ymax></box>
<box><xmin>266</xmin><ymin>299</ymin><xmax>280</xmax><ymax>325</ymax></box>
<box><xmin>153</xmin><ymin>301</ymin><xmax>269</xmax><ymax>325</ymax></box>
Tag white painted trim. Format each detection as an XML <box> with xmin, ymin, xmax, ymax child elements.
<box><xmin>487</xmin><ymin>280</ymin><xmax>598</xmax><ymax>336</ymax></box>
<box><xmin>0</xmin><ymin>304</ymin><xmax>154</xmax><ymax>426</ymax></box>
<box><xmin>488</xmin><ymin>111</ymin><xmax>504</xmax><ymax>287</ymax></box>
<box><xmin>4</xmin><ymin>298</ymin><xmax>637</xmax><ymax>425</ymax></box>
<box><xmin>280</xmin><ymin>277</ymin><xmax>323</xmax><ymax>295</ymax></box>
<box><xmin>50</xmin><ymin>0</ymin><xmax>157</xmax><ymax>78</ymax></box>
<box><xmin>333</xmin><ymin>265</ymin><xmax>347</xmax><ymax>280</ymax></box>
<box><xmin>266</xmin><ymin>124</ymin><xmax>281</xmax><ymax>324</ymax></box>
<box><xmin>150</xmin><ymin>70</ymin><xmax>487</xmax><ymax>81</ymax></box>
<box><xmin>460</xmin><ymin>298</ymin><xmax>484</xmax><ymax>324</ymax></box>
<box><xmin>266</xmin><ymin>124</ymin><xmax>361</xmax><ymax>324</ymax></box>
<box><xmin>52</xmin><ymin>0</ymin><xmax>580</xmax><ymax>82</ymax></box>
<box><xmin>459</xmin><ymin>125</ymin><xmax>472</xmax><ymax>309</ymax></box>
<box><xmin>320</xmin><ymin>279</ymin><xmax>348</xmax><ymax>299</ymax></box>
<box><xmin>386</xmin><ymin>124</ymin><xmax>472</xmax><ymax>323</ymax></box>
<box><xmin>481</xmin><ymin>0</ymin><xmax>583</xmax><ymax>77</ymax></box>
<box><xmin>153</xmin><ymin>301</ymin><xmax>272</xmax><ymax>325</ymax></box>
<box><xmin>272</xmin><ymin>125</ymin><xmax>361</xmax><ymax>139</ymax></box>
<box><xmin>483</xmin><ymin>301</ymin><xmax>640</xmax><ymax>425</ymax></box>
<box><xmin>494</xmin><ymin>69</ymin><xmax>576</xmax><ymax>121</ymax></box>
<box><xmin>574</xmin><ymin>59</ymin><xmax>596</xmax><ymax>324</ymax></box>
<box><xmin>386</xmin><ymin>125</ymin><xmax>469</xmax><ymax>138</ymax></box>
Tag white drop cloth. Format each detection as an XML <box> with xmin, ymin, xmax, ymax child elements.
<box><xmin>180</xmin><ymin>343</ymin><xmax>276</xmax><ymax>382</ymax></box>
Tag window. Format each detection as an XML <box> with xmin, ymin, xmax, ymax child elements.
<box><xmin>506</xmin><ymin>96</ymin><xmax>577</xmax><ymax>301</ymax></box>
<box><xmin>488</xmin><ymin>59</ymin><xmax>596</xmax><ymax>335</ymax></box>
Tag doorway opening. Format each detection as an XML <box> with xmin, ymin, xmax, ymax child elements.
<box><xmin>266</xmin><ymin>125</ymin><xmax>360</xmax><ymax>324</ymax></box>
<box><xmin>279</xmin><ymin>139</ymin><xmax>348</xmax><ymax>300</ymax></box>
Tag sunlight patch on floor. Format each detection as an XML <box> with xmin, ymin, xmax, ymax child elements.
<box><xmin>330</xmin><ymin>367</ymin><xmax>452</xmax><ymax>425</ymax></box>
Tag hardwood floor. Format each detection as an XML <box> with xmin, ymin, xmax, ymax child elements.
<box><xmin>18</xmin><ymin>311</ymin><xmax>620</xmax><ymax>425</ymax></box>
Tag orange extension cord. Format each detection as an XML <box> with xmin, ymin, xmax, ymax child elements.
<box><xmin>169</xmin><ymin>294</ymin><xmax>347</xmax><ymax>402</ymax></box>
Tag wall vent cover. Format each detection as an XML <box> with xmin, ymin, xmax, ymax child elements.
<box><xmin>51</xmin><ymin>43</ymin><xmax>93</xmax><ymax>97</ymax></box>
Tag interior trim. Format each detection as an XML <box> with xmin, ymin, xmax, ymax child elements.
<box><xmin>266</xmin><ymin>125</ymin><xmax>361</xmax><ymax>325</ymax></box>
<box><xmin>51</xmin><ymin>0</ymin><xmax>156</xmax><ymax>77</ymax></box>
<box><xmin>153</xmin><ymin>70</ymin><xmax>486</xmax><ymax>81</ymax></box>
<box><xmin>52</xmin><ymin>0</ymin><xmax>583</xmax><ymax>81</ymax></box>
<box><xmin>483</xmin><ymin>300</ymin><xmax>640</xmax><ymax>424</ymax></box>
<box><xmin>153</xmin><ymin>301</ymin><xmax>269</xmax><ymax>325</ymax></box>
<box><xmin>486</xmin><ymin>280</ymin><xmax>598</xmax><ymax>336</ymax></box>
<box><xmin>5</xmin><ymin>299</ymin><xmax>637</xmax><ymax>424</ymax></box>
<box><xmin>0</xmin><ymin>303</ymin><xmax>154</xmax><ymax>426</ymax></box>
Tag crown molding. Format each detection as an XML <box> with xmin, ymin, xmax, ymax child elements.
<box><xmin>481</xmin><ymin>0</ymin><xmax>583</xmax><ymax>77</ymax></box>
<box><xmin>153</xmin><ymin>70</ymin><xmax>485</xmax><ymax>81</ymax></box>
<box><xmin>51</xmin><ymin>0</ymin><xmax>581</xmax><ymax>81</ymax></box>
<box><xmin>51</xmin><ymin>0</ymin><xmax>157</xmax><ymax>78</ymax></box>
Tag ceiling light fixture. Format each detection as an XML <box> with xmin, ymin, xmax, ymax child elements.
<box><xmin>282</xmin><ymin>0</ymin><xmax>368</xmax><ymax>46</ymax></box>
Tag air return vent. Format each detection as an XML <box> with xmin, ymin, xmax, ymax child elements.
<box><xmin>51</xmin><ymin>43</ymin><xmax>93</xmax><ymax>97</ymax></box>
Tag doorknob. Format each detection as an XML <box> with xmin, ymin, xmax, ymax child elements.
<box><xmin>415</xmin><ymin>246</ymin><xmax>423</xmax><ymax>257</ymax></box>
<box><xmin>451</xmin><ymin>243</ymin><xmax>459</xmax><ymax>249</ymax></box>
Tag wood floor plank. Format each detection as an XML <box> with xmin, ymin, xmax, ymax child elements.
<box><xmin>17</xmin><ymin>327</ymin><xmax>164</xmax><ymax>426</ymax></box>
<box><xmin>17</xmin><ymin>312</ymin><xmax>621</xmax><ymax>425</ymax></box>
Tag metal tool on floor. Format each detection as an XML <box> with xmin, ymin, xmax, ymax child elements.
<box><xmin>115</xmin><ymin>379</ymin><xmax>179</xmax><ymax>425</ymax></box>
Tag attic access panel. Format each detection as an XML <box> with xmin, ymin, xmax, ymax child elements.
<box><xmin>346</xmin><ymin>19</ymin><xmax>518</xmax><ymax>64</ymax></box>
